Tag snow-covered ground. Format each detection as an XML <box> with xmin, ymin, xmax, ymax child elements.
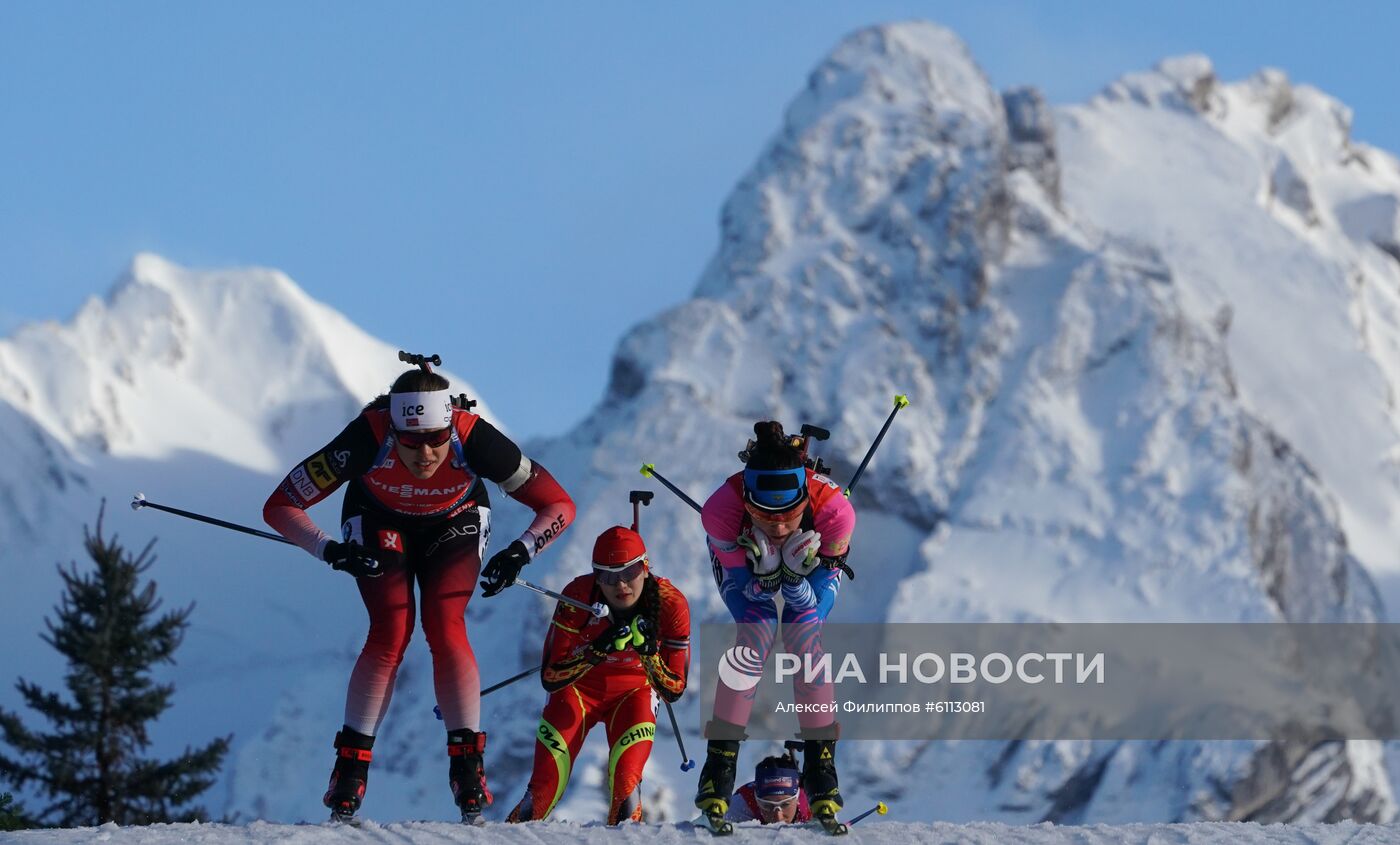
<box><xmin>10</xmin><ymin>819</ymin><xmax>1400</xmax><ymax>845</ymax></box>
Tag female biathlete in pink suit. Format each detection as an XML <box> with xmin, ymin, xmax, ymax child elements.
<box><xmin>693</xmin><ymin>421</ymin><xmax>855</xmax><ymax>822</ymax></box>
<box><xmin>263</xmin><ymin>368</ymin><xmax>575</xmax><ymax>823</ymax></box>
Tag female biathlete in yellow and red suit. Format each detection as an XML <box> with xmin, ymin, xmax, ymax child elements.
<box><xmin>507</xmin><ymin>526</ymin><xmax>690</xmax><ymax>824</ymax></box>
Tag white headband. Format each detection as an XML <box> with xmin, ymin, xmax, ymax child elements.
<box><xmin>592</xmin><ymin>553</ymin><xmax>647</xmax><ymax>572</ymax></box>
<box><xmin>390</xmin><ymin>389</ymin><xmax>453</xmax><ymax>431</ymax></box>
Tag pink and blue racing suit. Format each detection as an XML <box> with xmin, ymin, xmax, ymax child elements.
<box><xmin>702</xmin><ymin>470</ymin><xmax>855</xmax><ymax>733</ymax></box>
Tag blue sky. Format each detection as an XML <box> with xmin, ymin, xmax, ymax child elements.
<box><xmin>2</xmin><ymin>2</ymin><xmax>1396</xmax><ymax>439</ymax></box>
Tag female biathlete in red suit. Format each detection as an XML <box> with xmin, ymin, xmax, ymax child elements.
<box><xmin>506</xmin><ymin>526</ymin><xmax>689</xmax><ymax>825</ymax></box>
<box><xmin>263</xmin><ymin>368</ymin><xmax>575</xmax><ymax>823</ymax></box>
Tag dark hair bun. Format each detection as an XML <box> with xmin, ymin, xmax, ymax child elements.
<box><xmin>390</xmin><ymin>369</ymin><xmax>450</xmax><ymax>394</ymax></box>
<box><xmin>746</xmin><ymin>420</ymin><xmax>804</xmax><ymax>470</ymax></box>
<box><xmin>754</xmin><ymin>420</ymin><xmax>787</xmax><ymax>445</ymax></box>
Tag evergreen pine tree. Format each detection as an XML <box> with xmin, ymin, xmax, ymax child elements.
<box><xmin>0</xmin><ymin>506</ymin><xmax>229</xmax><ymax>826</ymax></box>
<box><xmin>0</xmin><ymin>791</ymin><xmax>34</xmax><ymax>831</ymax></box>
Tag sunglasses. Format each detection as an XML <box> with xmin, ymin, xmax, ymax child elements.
<box><xmin>594</xmin><ymin>560</ymin><xmax>646</xmax><ymax>586</ymax></box>
<box><xmin>756</xmin><ymin>794</ymin><xmax>798</xmax><ymax>810</ymax></box>
<box><xmin>396</xmin><ymin>428</ymin><xmax>452</xmax><ymax>449</ymax></box>
<box><xmin>745</xmin><ymin>502</ymin><xmax>804</xmax><ymax>525</ymax></box>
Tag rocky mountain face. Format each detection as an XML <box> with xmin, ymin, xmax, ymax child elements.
<box><xmin>523</xmin><ymin>22</ymin><xmax>1399</xmax><ymax>823</ymax></box>
<box><xmin>4</xmin><ymin>21</ymin><xmax>1400</xmax><ymax>826</ymax></box>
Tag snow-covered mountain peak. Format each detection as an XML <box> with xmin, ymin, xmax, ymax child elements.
<box><xmin>514</xmin><ymin>24</ymin><xmax>1398</xmax><ymax>825</ymax></box>
<box><xmin>786</xmin><ymin>22</ymin><xmax>1003</xmax><ymax>136</ymax></box>
<box><xmin>1089</xmin><ymin>54</ymin><xmax>1386</xmax><ymax>200</ymax></box>
<box><xmin>700</xmin><ymin>21</ymin><xmax>1009</xmax><ymax>309</ymax></box>
<box><xmin>1094</xmin><ymin>54</ymin><xmax>1362</xmax><ymax>165</ymax></box>
<box><xmin>1061</xmin><ymin>58</ymin><xmax>1400</xmax><ymax>580</ymax></box>
<box><xmin>0</xmin><ymin>254</ymin><xmax>487</xmax><ymax>472</ymax></box>
<box><xmin>556</xmin><ymin>23</ymin><xmax>1389</xmax><ymax>635</ymax></box>
<box><xmin>1098</xmin><ymin>54</ymin><xmax>1220</xmax><ymax>114</ymax></box>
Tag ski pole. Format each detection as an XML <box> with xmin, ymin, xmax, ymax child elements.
<box><xmin>515</xmin><ymin>578</ymin><xmax>610</xmax><ymax>619</ymax></box>
<box><xmin>639</xmin><ymin>464</ymin><xmax>702</xmax><ymax>514</ymax></box>
<box><xmin>624</xmin><ymin>486</ymin><xmax>692</xmax><ymax>769</ymax></box>
<box><xmin>661</xmin><ymin>697</ymin><xmax>695</xmax><ymax>771</ymax></box>
<box><xmin>483</xmin><ymin>664</ymin><xmax>543</xmax><ymax>696</ymax></box>
<box><xmin>131</xmin><ymin>493</ymin><xmax>295</xmax><ymax>545</ymax></box>
<box><xmin>434</xmin><ymin>663</ymin><xmax>545</xmax><ymax>722</ymax></box>
<box><xmin>848</xmin><ymin>801</ymin><xmax>889</xmax><ymax>825</ymax></box>
<box><xmin>844</xmin><ymin>394</ymin><xmax>910</xmax><ymax>497</ymax></box>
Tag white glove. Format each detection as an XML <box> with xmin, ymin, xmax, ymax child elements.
<box><xmin>738</xmin><ymin>526</ymin><xmax>782</xmax><ymax>592</ymax></box>
<box><xmin>779</xmin><ymin>530</ymin><xmax>823</xmax><ymax>583</ymax></box>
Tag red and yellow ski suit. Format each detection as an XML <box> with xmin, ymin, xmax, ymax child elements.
<box><xmin>509</xmin><ymin>573</ymin><xmax>689</xmax><ymax>824</ymax></box>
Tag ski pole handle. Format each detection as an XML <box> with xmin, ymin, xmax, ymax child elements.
<box><xmin>844</xmin><ymin>394</ymin><xmax>909</xmax><ymax>497</ymax></box>
<box><xmin>131</xmin><ymin>493</ymin><xmax>295</xmax><ymax>546</ymax></box>
<box><xmin>848</xmin><ymin>801</ymin><xmax>889</xmax><ymax>825</ymax></box>
<box><xmin>515</xmin><ymin>578</ymin><xmax>610</xmax><ymax>619</ymax></box>
<box><xmin>639</xmin><ymin>464</ymin><xmax>702</xmax><ymax>514</ymax></box>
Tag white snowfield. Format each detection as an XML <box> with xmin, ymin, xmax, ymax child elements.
<box><xmin>9</xmin><ymin>819</ymin><xmax>1400</xmax><ymax>845</ymax></box>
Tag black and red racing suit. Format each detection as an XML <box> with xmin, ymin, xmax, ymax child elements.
<box><xmin>263</xmin><ymin>405</ymin><xmax>574</xmax><ymax>734</ymax></box>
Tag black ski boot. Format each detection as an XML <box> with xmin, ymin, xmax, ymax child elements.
<box><xmin>694</xmin><ymin>739</ymin><xmax>740</xmax><ymax>814</ymax></box>
<box><xmin>447</xmin><ymin>729</ymin><xmax>492</xmax><ymax>824</ymax></box>
<box><xmin>324</xmin><ymin>727</ymin><xmax>374</xmax><ymax>823</ymax></box>
<box><xmin>802</xmin><ymin>734</ymin><xmax>846</xmax><ymax>834</ymax></box>
<box><xmin>694</xmin><ymin>719</ymin><xmax>745</xmax><ymax>834</ymax></box>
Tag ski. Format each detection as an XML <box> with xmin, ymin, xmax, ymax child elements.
<box><xmin>329</xmin><ymin>813</ymin><xmax>491</xmax><ymax>826</ymax></box>
<box><xmin>811</xmin><ymin>813</ymin><xmax>849</xmax><ymax>836</ymax></box>
<box><xmin>693</xmin><ymin>812</ymin><xmax>734</xmax><ymax>836</ymax></box>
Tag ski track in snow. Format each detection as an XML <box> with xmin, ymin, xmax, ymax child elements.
<box><xmin>9</xmin><ymin>819</ymin><xmax>1400</xmax><ymax>845</ymax></box>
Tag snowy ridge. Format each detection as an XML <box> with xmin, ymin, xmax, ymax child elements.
<box><xmin>0</xmin><ymin>253</ymin><xmax>479</xmax><ymax>471</ymax></box>
<box><xmin>1061</xmin><ymin>55</ymin><xmax>1400</xmax><ymax>580</ymax></box>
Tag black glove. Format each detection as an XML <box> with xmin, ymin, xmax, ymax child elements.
<box><xmin>632</xmin><ymin>615</ymin><xmax>658</xmax><ymax>657</ymax></box>
<box><xmin>588</xmin><ymin>620</ymin><xmax>629</xmax><ymax>661</ymax></box>
<box><xmin>588</xmin><ymin>618</ymin><xmax>648</xmax><ymax>661</ymax></box>
<box><xmin>480</xmin><ymin>539</ymin><xmax>530</xmax><ymax>597</ymax></box>
<box><xmin>323</xmin><ymin>540</ymin><xmax>384</xmax><ymax>579</ymax></box>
